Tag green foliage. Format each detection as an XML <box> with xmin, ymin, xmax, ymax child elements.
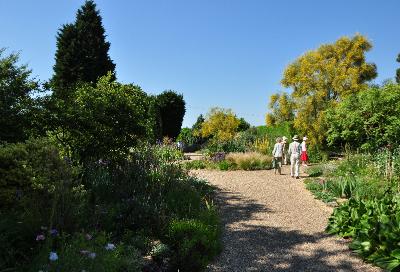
<box><xmin>304</xmin><ymin>165</ymin><xmax>324</xmax><ymax>177</ymax></box>
<box><xmin>326</xmin><ymin>83</ymin><xmax>400</xmax><ymax>151</ymax></box>
<box><xmin>0</xmin><ymin>141</ymin><xmax>220</xmax><ymax>270</ymax></box>
<box><xmin>182</xmin><ymin>160</ymin><xmax>208</xmax><ymax>170</ymax></box>
<box><xmin>157</xmin><ymin>90</ymin><xmax>186</xmax><ymax>139</ymax></box>
<box><xmin>168</xmin><ymin>216</ymin><xmax>221</xmax><ymax>271</ymax></box>
<box><xmin>237</xmin><ymin>117</ymin><xmax>251</xmax><ymax>132</ymax></box>
<box><xmin>49</xmin><ymin>74</ymin><xmax>156</xmax><ymax>162</ymax></box>
<box><xmin>0</xmin><ymin>49</ymin><xmax>42</xmax><ymax>143</ymax></box>
<box><xmin>29</xmin><ymin>232</ymin><xmax>142</xmax><ymax>272</ymax></box>
<box><xmin>0</xmin><ymin>138</ymin><xmax>83</xmax><ymax>270</ymax></box>
<box><xmin>327</xmin><ymin>195</ymin><xmax>400</xmax><ymax>271</ymax></box>
<box><xmin>177</xmin><ymin>127</ymin><xmax>199</xmax><ymax>149</ymax></box>
<box><xmin>52</xmin><ymin>0</ymin><xmax>115</xmax><ymax>96</ymax></box>
<box><xmin>304</xmin><ymin>179</ymin><xmax>337</xmax><ymax>203</ymax></box>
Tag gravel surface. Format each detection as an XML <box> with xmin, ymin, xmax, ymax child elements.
<box><xmin>191</xmin><ymin>166</ymin><xmax>382</xmax><ymax>272</ymax></box>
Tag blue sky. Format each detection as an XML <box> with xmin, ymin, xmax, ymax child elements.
<box><xmin>1</xmin><ymin>0</ymin><xmax>399</xmax><ymax>127</ymax></box>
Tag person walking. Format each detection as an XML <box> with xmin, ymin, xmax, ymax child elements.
<box><xmin>281</xmin><ymin>136</ymin><xmax>288</xmax><ymax>165</ymax></box>
<box><xmin>301</xmin><ymin>136</ymin><xmax>309</xmax><ymax>166</ymax></box>
<box><xmin>288</xmin><ymin>135</ymin><xmax>301</xmax><ymax>179</ymax></box>
<box><xmin>272</xmin><ymin>137</ymin><xmax>283</xmax><ymax>175</ymax></box>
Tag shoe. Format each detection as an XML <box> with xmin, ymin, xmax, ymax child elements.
<box><xmin>291</xmin><ymin>175</ymin><xmax>294</xmax><ymax>178</ymax></box>
<box><xmin>295</xmin><ymin>176</ymin><xmax>299</xmax><ymax>179</ymax></box>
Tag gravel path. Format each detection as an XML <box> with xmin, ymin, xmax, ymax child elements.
<box><xmin>192</xmin><ymin>166</ymin><xmax>381</xmax><ymax>272</ymax></box>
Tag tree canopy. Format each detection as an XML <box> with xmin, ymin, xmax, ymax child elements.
<box><xmin>0</xmin><ymin>49</ymin><xmax>41</xmax><ymax>143</ymax></box>
<box><xmin>281</xmin><ymin>34</ymin><xmax>377</xmax><ymax>146</ymax></box>
<box><xmin>200</xmin><ymin>107</ymin><xmax>241</xmax><ymax>141</ymax></box>
<box><xmin>326</xmin><ymin>83</ymin><xmax>400</xmax><ymax>150</ymax></box>
<box><xmin>265</xmin><ymin>92</ymin><xmax>294</xmax><ymax>126</ymax></box>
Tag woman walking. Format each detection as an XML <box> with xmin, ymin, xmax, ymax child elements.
<box><xmin>301</xmin><ymin>136</ymin><xmax>309</xmax><ymax>166</ymax></box>
<box><xmin>272</xmin><ymin>137</ymin><xmax>283</xmax><ymax>175</ymax></box>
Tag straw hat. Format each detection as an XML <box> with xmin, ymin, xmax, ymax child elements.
<box><xmin>292</xmin><ymin>135</ymin><xmax>299</xmax><ymax>141</ymax></box>
<box><xmin>303</xmin><ymin>136</ymin><xmax>308</xmax><ymax>141</ymax></box>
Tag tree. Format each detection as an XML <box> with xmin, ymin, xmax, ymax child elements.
<box><xmin>157</xmin><ymin>90</ymin><xmax>186</xmax><ymax>139</ymax></box>
<box><xmin>237</xmin><ymin>117</ymin><xmax>251</xmax><ymax>132</ymax></box>
<box><xmin>396</xmin><ymin>54</ymin><xmax>400</xmax><ymax>84</ymax></box>
<box><xmin>282</xmin><ymin>34</ymin><xmax>377</xmax><ymax>146</ymax></box>
<box><xmin>0</xmin><ymin>49</ymin><xmax>40</xmax><ymax>143</ymax></box>
<box><xmin>52</xmin><ymin>0</ymin><xmax>115</xmax><ymax>100</ymax></box>
<box><xmin>326</xmin><ymin>83</ymin><xmax>400</xmax><ymax>150</ymax></box>
<box><xmin>265</xmin><ymin>92</ymin><xmax>294</xmax><ymax>126</ymax></box>
<box><xmin>50</xmin><ymin>73</ymin><xmax>154</xmax><ymax>162</ymax></box>
<box><xmin>200</xmin><ymin>107</ymin><xmax>241</xmax><ymax>141</ymax></box>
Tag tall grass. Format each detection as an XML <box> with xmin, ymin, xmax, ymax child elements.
<box><xmin>225</xmin><ymin>152</ymin><xmax>272</xmax><ymax>170</ymax></box>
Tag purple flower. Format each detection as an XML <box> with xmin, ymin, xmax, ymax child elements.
<box><xmin>88</xmin><ymin>252</ymin><xmax>96</xmax><ymax>259</ymax></box>
<box><xmin>49</xmin><ymin>251</ymin><xmax>58</xmax><ymax>261</ymax></box>
<box><xmin>80</xmin><ymin>250</ymin><xmax>90</xmax><ymax>255</ymax></box>
<box><xmin>36</xmin><ymin>234</ymin><xmax>45</xmax><ymax>241</ymax></box>
<box><xmin>50</xmin><ymin>229</ymin><xmax>58</xmax><ymax>236</ymax></box>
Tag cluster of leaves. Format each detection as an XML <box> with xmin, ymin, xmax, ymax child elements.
<box><xmin>327</xmin><ymin>195</ymin><xmax>400</xmax><ymax>271</ymax></box>
<box><xmin>326</xmin><ymin>83</ymin><xmax>400</xmax><ymax>151</ymax></box>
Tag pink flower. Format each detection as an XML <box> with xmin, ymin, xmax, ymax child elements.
<box><xmin>36</xmin><ymin>234</ymin><xmax>45</xmax><ymax>241</ymax></box>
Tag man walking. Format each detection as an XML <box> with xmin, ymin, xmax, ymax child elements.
<box><xmin>288</xmin><ymin>135</ymin><xmax>301</xmax><ymax>179</ymax></box>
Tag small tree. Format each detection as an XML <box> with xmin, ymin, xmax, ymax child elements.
<box><xmin>0</xmin><ymin>49</ymin><xmax>40</xmax><ymax>143</ymax></box>
<box><xmin>50</xmin><ymin>74</ymin><xmax>154</xmax><ymax>162</ymax></box>
<box><xmin>200</xmin><ymin>107</ymin><xmax>241</xmax><ymax>141</ymax></box>
<box><xmin>157</xmin><ymin>90</ymin><xmax>186</xmax><ymax>139</ymax></box>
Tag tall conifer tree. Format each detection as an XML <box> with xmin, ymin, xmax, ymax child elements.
<box><xmin>52</xmin><ymin>1</ymin><xmax>115</xmax><ymax>100</ymax></box>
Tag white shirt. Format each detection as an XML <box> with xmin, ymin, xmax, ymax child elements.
<box><xmin>301</xmin><ymin>141</ymin><xmax>307</xmax><ymax>152</ymax></box>
<box><xmin>272</xmin><ymin>143</ymin><xmax>283</xmax><ymax>157</ymax></box>
<box><xmin>288</xmin><ymin>141</ymin><xmax>301</xmax><ymax>156</ymax></box>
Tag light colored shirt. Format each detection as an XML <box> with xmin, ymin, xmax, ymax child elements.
<box><xmin>301</xmin><ymin>141</ymin><xmax>307</xmax><ymax>152</ymax></box>
<box><xmin>288</xmin><ymin>141</ymin><xmax>301</xmax><ymax>156</ymax></box>
<box><xmin>272</xmin><ymin>143</ymin><xmax>283</xmax><ymax>157</ymax></box>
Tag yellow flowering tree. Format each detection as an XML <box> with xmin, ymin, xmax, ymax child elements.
<box><xmin>265</xmin><ymin>92</ymin><xmax>294</xmax><ymax>126</ymax></box>
<box><xmin>200</xmin><ymin>107</ymin><xmax>241</xmax><ymax>141</ymax></box>
<box><xmin>281</xmin><ymin>34</ymin><xmax>377</xmax><ymax>146</ymax></box>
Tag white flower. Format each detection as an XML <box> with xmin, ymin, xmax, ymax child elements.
<box><xmin>49</xmin><ymin>251</ymin><xmax>58</xmax><ymax>261</ymax></box>
<box><xmin>88</xmin><ymin>252</ymin><xmax>96</xmax><ymax>259</ymax></box>
<box><xmin>105</xmin><ymin>243</ymin><xmax>116</xmax><ymax>251</ymax></box>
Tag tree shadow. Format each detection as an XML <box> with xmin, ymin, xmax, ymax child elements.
<box><xmin>208</xmin><ymin>189</ymin><xmax>373</xmax><ymax>272</ymax></box>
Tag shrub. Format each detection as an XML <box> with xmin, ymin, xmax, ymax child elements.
<box><xmin>167</xmin><ymin>216</ymin><xmax>221</xmax><ymax>271</ymax></box>
<box><xmin>226</xmin><ymin>152</ymin><xmax>272</xmax><ymax>170</ymax></box>
<box><xmin>0</xmin><ymin>138</ymin><xmax>82</xmax><ymax>270</ymax></box>
<box><xmin>305</xmin><ymin>165</ymin><xmax>324</xmax><ymax>177</ymax></box>
<box><xmin>182</xmin><ymin>160</ymin><xmax>208</xmax><ymax>170</ymax></box>
<box><xmin>327</xmin><ymin>195</ymin><xmax>400</xmax><ymax>271</ymax></box>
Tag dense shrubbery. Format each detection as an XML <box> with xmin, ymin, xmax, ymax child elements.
<box><xmin>0</xmin><ymin>140</ymin><xmax>220</xmax><ymax>271</ymax></box>
<box><xmin>304</xmin><ymin>149</ymin><xmax>400</xmax><ymax>270</ymax></box>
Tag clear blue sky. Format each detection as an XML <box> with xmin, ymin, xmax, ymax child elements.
<box><xmin>1</xmin><ymin>0</ymin><xmax>399</xmax><ymax>127</ymax></box>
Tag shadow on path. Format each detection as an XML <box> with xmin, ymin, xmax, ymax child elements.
<box><xmin>208</xmin><ymin>189</ymin><xmax>367</xmax><ymax>272</ymax></box>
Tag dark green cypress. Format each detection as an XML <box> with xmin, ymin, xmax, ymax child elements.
<box><xmin>52</xmin><ymin>1</ymin><xmax>115</xmax><ymax>99</ymax></box>
<box><xmin>157</xmin><ymin>90</ymin><xmax>186</xmax><ymax>139</ymax></box>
